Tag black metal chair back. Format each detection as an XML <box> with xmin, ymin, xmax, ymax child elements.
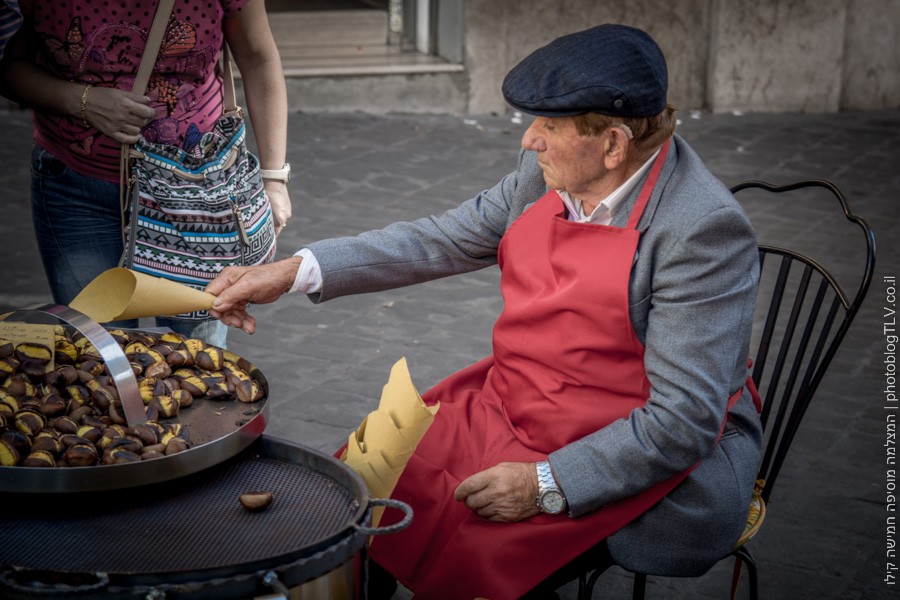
<box><xmin>734</xmin><ymin>179</ymin><xmax>876</xmax><ymax>504</ymax></box>
<box><xmin>575</xmin><ymin>179</ymin><xmax>876</xmax><ymax>600</ymax></box>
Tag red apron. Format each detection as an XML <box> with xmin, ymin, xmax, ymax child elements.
<box><xmin>370</xmin><ymin>141</ymin><xmax>739</xmax><ymax>598</ymax></box>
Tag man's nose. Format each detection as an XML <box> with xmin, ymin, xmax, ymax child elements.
<box><xmin>521</xmin><ymin>121</ymin><xmax>545</xmax><ymax>151</ymax></box>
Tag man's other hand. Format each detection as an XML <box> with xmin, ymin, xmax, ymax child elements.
<box><xmin>453</xmin><ymin>462</ymin><xmax>540</xmax><ymax>522</ymax></box>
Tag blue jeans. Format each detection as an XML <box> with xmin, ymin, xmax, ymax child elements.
<box><xmin>30</xmin><ymin>145</ymin><xmax>228</xmax><ymax>348</ymax></box>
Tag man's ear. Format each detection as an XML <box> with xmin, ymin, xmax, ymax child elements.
<box><xmin>602</xmin><ymin>127</ymin><xmax>629</xmax><ymax>170</ymax></box>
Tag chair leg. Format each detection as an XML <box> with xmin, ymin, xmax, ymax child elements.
<box><xmin>730</xmin><ymin>554</ymin><xmax>743</xmax><ymax>600</ymax></box>
<box><xmin>732</xmin><ymin>546</ymin><xmax>758</xmax><ymax>600</ymax></box>
<box><xmin>632</xmin><ymin>572</ymin><xmax>646</xmax><ymax>600</ymax></box>
<box><xmin>579</xmin><ymin>569</ymin><xmax>645</xmax><ymax>600</ymax></box>
<box><xmin>579</xmin><ymin>569</ymin><xmax>604</xmax><ymax>600</ymax></box>
<box><xmin>577</xmin><ymin>573</ymin><xmax>588</xmax><ymax>600</ymax></box>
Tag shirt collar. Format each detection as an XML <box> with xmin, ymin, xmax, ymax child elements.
<box><xmin>557</xmin><ymin>146</ymin><xmax>662</xmax><ymax>225</ymax></box>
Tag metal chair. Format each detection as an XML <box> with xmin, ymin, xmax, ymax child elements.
<box><xmin>576</xmin><ymin>179</ymin><xmax>876</xmax><ymax>599</ymax></box>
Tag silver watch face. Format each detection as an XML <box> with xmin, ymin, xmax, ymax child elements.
<box><xmin>540</xmin><ymin>490</ymin><xmax>566</xmax><ymax>514</ymax></box>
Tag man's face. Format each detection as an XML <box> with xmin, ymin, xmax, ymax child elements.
<box><xmin>521</xmin><ymin>116</ymin><xmax>608</xmax><ymax>195</ymax></box>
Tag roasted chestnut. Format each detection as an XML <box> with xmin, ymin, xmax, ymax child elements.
<box><xmin>166</xmin><ymin>348</ymin><xmax>193</xmax><ymax>368</ymax></box>
<box><xmin>0</xmin><ymin>439</ymin><xmax>19</xmax><ymax>466</ymax></box>
<box><xmin>68</xmin><ymin>404</ymin><xmax>95</xmax><ymax>422</ymax></box>
<box><xmin>75</xmin><ymin>425</ymin><xmax>102</xmax><ymax>443</ymax></box>
<box><xmin>5</xmin><ymin>374</ymin><xmax>36</xmax><ymax>397</ymax></box>
<box><xmin>59</xmin><ymin>434</ymin><xmax>91</xmax><ymax>448</ymax></box>
<box><xmin>239</xmin><ymin>491</ymin><xmax>274</xmax><ymax>512</ymax></box>
<box><xmin>1</xmin><ymin>429</ymin><xmax>31</xmax><ymax>456</ymax></box>
<box><xmin>144</xmin><ymin>361</ymin><xmax>172</xmax><ymax>380</ymax></box>
<box><xmin>206</xmin><ymin>380</ymin><xmax>232</xmax><ymax>400</ymax></box>
<box><xmin>45</xmin><ymin>364</ymin><xmax>78</xmax><ymax>388</ymax></box>
<box><xmin>196</xmin><ymin>347</ymin><xmax>224</xmax><ymax>371</ymax></box>
<box><xmin>141</xmin><ymin>449</ymin><xmax>165</xmax><ymax>460</ymax></box>
<box><xmin>164</xmin><ymin>436</ymin><xmax>190</xmax><ymax>455</ymax></box>
<box><xmin>54</xmin><ymin>338</ymin><xmax>78</xmax><ymax>365</ymax></box>
<box><xmin>22</xmin><ymin>450</ymin><xmax>55</xmax><ymax>467</ymax></box>
<box><xmin>107</xmin><ymin>330</ymin><xmax>130</xmax><ymax>347</ymax></box>
<box><xmin>126</xmin><ymin>423</ymin><xmax>159</xmax><ymax>446</ymax></box>
<box><xmin>0</xmin><ymin>356</ymin><xmax>20</xmax><ymax>377</ymax></box>
<box><xmin>91</xmin><ymin>386</ymin><xmax>115</xmax><ymax>412</ymax></box>
<box><xmin>39</xmin><ymin>393</ymin><xmax>68</xmax><ymax>418</ymax></box>
<box><xmin>14</xmin><ymin>342</ymin><xmax>53</xmax><ymax>364</ymax></box>
<box><xmin>52</xmin><ymin>415</ymin><xmax>79</xmax><ymax>435</ymax></box>
<box><xmin>149</xmin><ymin>396</ymin><xmax>179</xmax><ymax>419</ymax></box>
<box><xmin>171</xmin><ymin>389</ymin><xmax>193</xmax><ymax>408</ymax></box>
<box><xmin>177</xmin><ymin>374</ymin><xmax>208</xmax><ymax>397</ymax></box>
<box><xmin>15</xmin><ymin>410</ymin><xmax>46</xmax><ymax>437</ymax></box>
<box><xmin>107</xmin><ymin>436</ymin><xmax>143</xmax><ymax>454</ymax></box>
<box><xmin>107</xmin><ymin>401</ymin><xmax>127</xmax><ymax>426</ymax></box>
<box><xmin>102</xmin><ymin>447</ymin><xmax>141</xmax><ymax>464</ymax></box>
<box><xmin>81</xmin><ymin>415</ymin><xmax>106</xmax><ymax>430</ymax></box>
<box><xmin>32</xmin><ymin>431</ymin><xmax>63</xmax><ymax>454</ymax></box>
<box><xmin>64</xmin><ymin>443</ymin><xmax>99</xmax><ymax>467</ymax></box>
<box><xmin>66</xmin><ymin>384</ymin><xmax>91</xmax><ymax>408</ymax></box>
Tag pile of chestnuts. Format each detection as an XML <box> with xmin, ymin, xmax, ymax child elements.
<box><xmin>0</xmin><ymin>327</ymin><xmax>265</xmax><ymax>468</ymax></box>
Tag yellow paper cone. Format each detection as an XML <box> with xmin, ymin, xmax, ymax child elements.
<box><xmin>381</xmin><ymin>357</ymin><xmax>439</xmax><ymax>429</ymax></box>
<box><xmin>69</xmin><ymin>268</ymin><xmax>216</xmax><ymax>323</ymax></box>
<box><xmin>362</xmin><ymin>410</ymin><xmax>414</xmax><ymax>471</ymax></box>
<box><xmin>345</xmin><ymin>431</ymin><xmax>394</xmax><ymax>502</ymax></box>
<box><xmin>364</xmin><ymin>449</ymin><xmax>398</xmax><ymax>497</ymax></box>
<box><xmin>346</xmin><ymin>426</ymin><xmax>367</xmax><ymax>462</ymax></box>
<box><xmin>341</xmin><ymin>357</ymin><xmax>439</xmax><ymax>527</ymax></box>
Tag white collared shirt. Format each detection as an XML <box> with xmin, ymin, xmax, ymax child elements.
<box><xmin>557</xmin><ymin>147</ymin><xmax>660</xmax><ymax>225</ymax></box>
<box><xmin>289</xmin><ymin>147</ymin><xmax>661</xmax><ymax>295</ymax></box>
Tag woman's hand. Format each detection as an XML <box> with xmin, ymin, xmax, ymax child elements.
<box><xmin>83</xmin><ymin>87</ymin><xmax>156</xmax><ymax>144</ymax></box>
<box><xmin>264</xmin><ymin>180</ymin><xmax>292</xmax><ymax>235</ymax></box>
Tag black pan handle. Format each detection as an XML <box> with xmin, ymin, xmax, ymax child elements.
<box><xmin>354</xmin><ymin>498</ymin><xmax>413</xmax><ymax>536</ymax></box>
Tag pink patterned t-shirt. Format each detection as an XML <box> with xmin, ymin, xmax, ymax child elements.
<box><xmin>19</xmin><ymin>0</ymin><xmax>250</xmax><ymax>182</ymax></box>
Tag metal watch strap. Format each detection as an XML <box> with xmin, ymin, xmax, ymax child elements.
<box><xmin>536</xmin><ymin>460</ymin><xmax>567</xmax><ymax>514</ymax></box>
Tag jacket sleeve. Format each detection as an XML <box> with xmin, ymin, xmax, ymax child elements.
<box><xmin>549</xmin><ymin>201</ymin><xmax>759</xmax><ymax>517</ymax></box>
<box><xmin>305</xmin><ymin>151</ymin><xmax>543</xmax><ymax>302</ymax></box>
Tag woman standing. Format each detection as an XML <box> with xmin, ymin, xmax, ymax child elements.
<box><xmin>0</xmin><ymin>0</ymin><xmax>290</xmax><ymax>346</ymax></box>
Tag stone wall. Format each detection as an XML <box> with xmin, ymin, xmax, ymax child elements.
<box><xmin>841</xmin><ymin>0</ymin><xmax>900</xmax><ymax>110</ymax></box>
<box><xmin>707</xmin><ymin>0</ymin><xmax>847</xmax><ymax>113</ymax></box>
<box><xmin>464</xmin><ymin>0</ymin><xmax>900</xmax><ymax>115</ymax></box>
<box><xmin>3</xmin><ymin>0</ymin><xmax>895</xmax><ymax>116</ymax></box>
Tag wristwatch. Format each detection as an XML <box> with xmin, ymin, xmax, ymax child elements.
<box><xmin>260</xmin><ymin>163</ymin><xmax>291</xmax><ymax>182</ymax></box>
<box><xmin>535</xmin><ymin>460</ymin><xmax>567</xmax><ymax>514</ymax></box>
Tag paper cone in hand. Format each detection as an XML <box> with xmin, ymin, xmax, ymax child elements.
<box><xmin>69</xmin><ymin>268</ymin><xmax>216</xmax><ymax>323</ymax></box>
<box><xmin>342</xmin><ymin>357</ymin><xmax>439</xmax><ymax>527</ymax></box>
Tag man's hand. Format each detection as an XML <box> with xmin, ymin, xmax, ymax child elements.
<box><xmin>206</xmin><ymin>257</ymin><xmax>302</xmax><ymax>334</ymax></box>
<box><xmin>453</xmin><ymin>462</ymin><xmax>540</xmax><ymax>522</ymax></box>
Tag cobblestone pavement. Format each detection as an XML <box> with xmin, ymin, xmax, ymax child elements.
<box><xmin>0</xmin><ymin>107</ymin><xmax>897</xmax><ymax>599</ymax></box>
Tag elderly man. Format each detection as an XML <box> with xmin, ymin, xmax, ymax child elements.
<box><xmin>207</xmin><ymin>24</ymin><xmax>763</xmax><ymax>599</ymax></box>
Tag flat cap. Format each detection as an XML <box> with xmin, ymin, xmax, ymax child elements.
<box><xmin>502</xmin><ymin>24</ymin><xmax>668</xmax><ymax>118</ymax></box>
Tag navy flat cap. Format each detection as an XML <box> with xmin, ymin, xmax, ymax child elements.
<box><xmin>502</xmin><ymin>24</ymin><xmax>668</xmax><ymax>118</ymax></box>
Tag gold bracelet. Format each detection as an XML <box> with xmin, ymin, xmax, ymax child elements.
<box><xmin>79</xmin><ymin>84</ymin><xmax>92</xmax><ymax>128</ymax></box>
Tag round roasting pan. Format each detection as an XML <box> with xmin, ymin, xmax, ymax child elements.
<box><xmin>0</xmin><ymin>435</ymin><xmax>413</xmax><ymax>600</ymax></box>
<box><xmin>0</xmin><ymin>304</ymin><xmax>269</xmax><ymax>493</ymax></box>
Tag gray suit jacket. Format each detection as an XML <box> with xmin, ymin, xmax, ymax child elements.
<box><xmin>307</xmin><ymin>134</ymin><xmax>763</xmax><ymax>574</ymax></box>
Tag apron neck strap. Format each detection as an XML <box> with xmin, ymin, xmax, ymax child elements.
<box><xmin>625</xmin><ymin>137</ymin><xmax>672</xmax><ymax>231</ymax></box>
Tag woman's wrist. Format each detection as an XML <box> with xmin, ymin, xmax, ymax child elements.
<box><xmin>78</xmin><ymin>84</ymin><xmax>92</xmax><ymax>128</ymax></box>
